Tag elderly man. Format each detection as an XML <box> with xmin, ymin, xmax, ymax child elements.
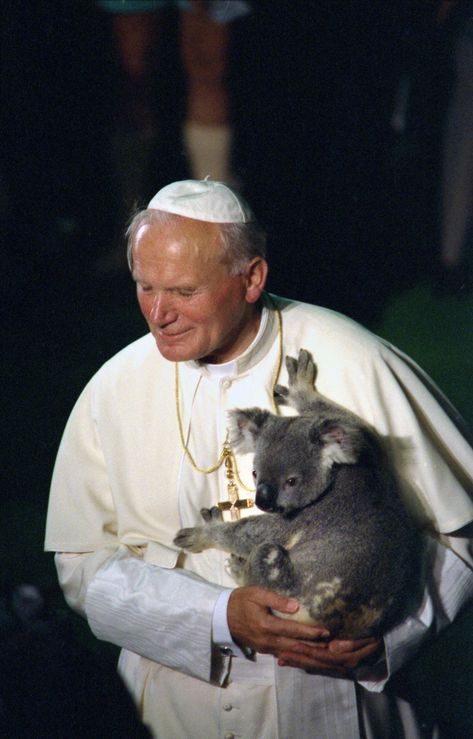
<box><xmin>45</xmin><ymin>179</ymin><xmax>473</xmax><ymax>738</ymax></box>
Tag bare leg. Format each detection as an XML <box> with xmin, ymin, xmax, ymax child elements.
<box><xmin>106</xmin><ymin>11</ymin><xmax>162</xmax><ymax>219</ymax></box>
<box><xmin>112</xmin><ymin>12</ymin><xmax>160</xmax><ymax>134</ymax></box>
<box><xmin>180</xmin><ymin>1</ymin><xmax>234</xmax><ymax>183</ymax></box>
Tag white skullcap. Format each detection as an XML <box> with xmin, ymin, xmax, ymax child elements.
<box><xmin>147</xmin><ymin>179</ymin><xmax>255</xmax><ymax>223</ymax></box>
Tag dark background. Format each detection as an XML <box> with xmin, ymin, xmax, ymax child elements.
<box><xmin>2</xmin><ymin>0</ymin><xmax>473</xmax><ymax>735</ymax></box>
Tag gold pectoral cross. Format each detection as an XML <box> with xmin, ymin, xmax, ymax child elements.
<box><xmin>217</xmin><ymin>444</ymin><xmax>255</xmax><ymax>520</ymax></box>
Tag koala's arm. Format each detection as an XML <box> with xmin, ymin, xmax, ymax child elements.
<box><xmin>174</xmin><ymin>514</ymin><xmax>271</xmax><ymax>556</ymax></box>
<box><xmin>355</xmin><ymin>526</ymin><xmax>473</xmax><ymax>691</ymax></box>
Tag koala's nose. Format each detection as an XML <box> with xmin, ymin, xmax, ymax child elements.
<box><xmin>255</xmin><ymin>483</ymin><xmax>277</xmax><ymax>512</ymax></box>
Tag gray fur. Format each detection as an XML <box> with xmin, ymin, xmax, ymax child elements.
<box><xmin>174</xmin><ymin>349</ymin><xmax>423</xmax><ymax>638</ymax></box>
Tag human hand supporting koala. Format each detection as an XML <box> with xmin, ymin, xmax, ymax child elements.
<box><xmin>228</xmin><ymin>586</ymin><xmax>382</xmax><ymax>677</ymax></box>
<box><xmin>275</xmin><ymin>633</ymin><xmax>383</xmax><ymax>675</ymax></box>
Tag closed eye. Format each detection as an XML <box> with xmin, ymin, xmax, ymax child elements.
<box><xmin>176</xmin><ymin>288</ymin><xmax>197</xmax><ymax>297</ymax></box>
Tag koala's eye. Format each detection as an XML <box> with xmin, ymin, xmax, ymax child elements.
<box><xmin>252</xmin><ymin>470</ymin><xmax>257</xmax><ymax>479</ymax></box>
<box><xmin>286</xmin><ymin>476</ymin><xmax>298</xmax><ymax>487</ymax></box>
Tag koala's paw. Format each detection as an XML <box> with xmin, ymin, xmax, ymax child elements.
<box><xmin>273</xmin><ymin>383</ymin><xmax>290</xmax><ymax>406</ymax></box>
<box><xmin>287</xmin><ymin>349</ymin><xmax>316</xmax><ymax>389</ymax></box>
<box><xmin>279</xmin><ymin>349</ymin><xmax>317</xmax><ymax>410</ymax></box>
<box><xmin>173</xmin><ymin>526</ymin><xmax>208</xmax><ymax>553</ymax></box>
<box><xmin>200</xmin><ymin>506</ymin><xmax>223</xmax><ymax>522</ymax></box>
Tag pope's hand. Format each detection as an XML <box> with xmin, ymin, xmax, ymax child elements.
<box><xmin>227</xmin><ymin>586</ymin><xmax>383</xmax><ymax>677</ymax></box>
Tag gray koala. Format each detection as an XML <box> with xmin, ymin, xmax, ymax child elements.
<box><xmin>174</xmin><ymin>349</ymin><xmax>423</xmax><ymax>638</ymax></box>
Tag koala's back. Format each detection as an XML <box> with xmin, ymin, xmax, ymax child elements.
<box><xmin>267</xmin><ymin>465</ymin><xmax>423</xmax><ymax>638</ymax></box>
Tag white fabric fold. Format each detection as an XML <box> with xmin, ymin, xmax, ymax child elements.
<box><xmin>85</xmin><ymin>546</ymin><xmax>226</xmax><ymax>683</ymax></box>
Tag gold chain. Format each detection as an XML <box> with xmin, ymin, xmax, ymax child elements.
<box><xmin>174</xmin><ymin>300</ymin><xmax>283</xmax><ymax>493</ymax></box>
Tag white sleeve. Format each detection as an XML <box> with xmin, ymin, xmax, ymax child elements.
<box><xmin>56</xmin><ymin>547</ymin><xmax>232</xmax><ymax>684</ymax></box>
<box><xmin>357</xmin><ymin>531</ymin><xmax>473</xmax><ymax>692</ymax></box>
<box><xmin>212</xmin><ymin>589</ymin><xmax>254</xmax><ymax>659</ymax></box>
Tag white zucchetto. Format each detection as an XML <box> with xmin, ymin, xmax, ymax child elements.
<box><xmin>147</xmin><ymin>179</ymin><xmax>255</xmax><ymax>223</ymax></box>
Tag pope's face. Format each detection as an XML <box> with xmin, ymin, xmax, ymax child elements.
<box><xmin>132</xmin><ymin>218</ymin><xmax>267</xmax><ymax>363</ymax></box>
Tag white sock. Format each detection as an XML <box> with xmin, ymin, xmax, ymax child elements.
<box><xmin>183</xmin><ymin>121</ymin><xmax>234</xmax><ymax>183</ymax></box>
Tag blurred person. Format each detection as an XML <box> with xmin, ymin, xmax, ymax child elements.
<box><xmin>45</xmin><ymin>179</ymin><xmax>473</xmax><ymax>738</ymax></box>
<box><xmin>437</xmin><ymin>0</ymin><xmax>473</xmax><ymax>293</ymax></box>
<box><xmin>97</xmin><ymin>0</ymin><xmax>250</xmax><ymax>210</ymax></box>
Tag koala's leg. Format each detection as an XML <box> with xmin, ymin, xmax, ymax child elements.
<box><xmin>247</xmin><ymin>543</ymin><xmax>297</xmax><ymax>593</ymax></box>
<box><xmin>173</xmin><ymin>514</ymin><xmax>267</xmax><ymax>556</ymax></box>
<box><xmin>274</xmin><ymin>349</ymin><xmax>354</xmax><ymax>421</ymax></box>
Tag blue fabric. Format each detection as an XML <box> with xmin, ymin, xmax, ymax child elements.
<box><xmin>97</xmin><ymin>0</ymin><xmax>174</xmax><ymax>14</ymax></box>
<box><xmin>96</xmin><ymin>0</ymin><xmax>251</xmax><ymax>22</ymax></box>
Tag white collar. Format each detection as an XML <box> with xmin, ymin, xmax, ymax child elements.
<box><xmin>185</xmin><ymin>294</ymin><xmax>279</xmax><ymax>378</ymax></box>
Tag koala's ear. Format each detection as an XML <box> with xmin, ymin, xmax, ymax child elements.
<box><xmin>227</xmin><ymin>408</ymin><xmax>270</xmax><ymax>453</ymax></box>
<box><xmin>309</xmin><ymin>420</ymin><xmax>361</xmax><ymax>469</ymax></box>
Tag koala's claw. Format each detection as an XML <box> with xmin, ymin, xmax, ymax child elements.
<box><xmin>273</xmin><ymin>384</ymin><xmax>289</xmax><ymax>405</ymax></box>
<box><xmin>201</xmin><ymin>506</ymin><xmax>223</xmax><ymax>522</ymax></box>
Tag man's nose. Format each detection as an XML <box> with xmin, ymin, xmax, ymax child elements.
<box><xmin>148</xmin><ymin>292</ymin><xmax>176</xmax><ymax>324</ymax></box>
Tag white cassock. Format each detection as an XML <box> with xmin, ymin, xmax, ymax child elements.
<box><xmin>45</xmin><ymin>295</ymin><xmax>473</xmax><ymax>738</ymax></box>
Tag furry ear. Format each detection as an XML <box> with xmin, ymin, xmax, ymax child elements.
<box><xmin>309</xmin><ymin>420</ymin><xmax>362</xmax><ymax>469</ymax></box>
<box><xmin>227</xmin><ymin>408</ymin><xmax>271</xmax><ymax>453</ymax></box>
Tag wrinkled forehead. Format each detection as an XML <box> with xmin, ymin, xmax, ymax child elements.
<box><xmin>133</xmin><ymin>217</ymin><xmax>226</xmax><ymax>263</ymax></box>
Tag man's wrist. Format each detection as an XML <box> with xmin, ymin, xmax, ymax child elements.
<box><xmin>212</xmin><ymin>589</ymin><xmax>253</xmax><ymax>659</ymax></box>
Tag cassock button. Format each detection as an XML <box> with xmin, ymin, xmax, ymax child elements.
<box><xmin>224</xmin><ymin>733</ymin><xmax>235</xmax><ymax>739</ymax></box>
<box><xmin>222</xmin><ymin>379</ymin><xmax>232</xmax><ymax>390</ymax></box>
<box><xmin>222</xmin><ymin>703</ymin><xmax>232</xmax><ymax>711</ymax></box>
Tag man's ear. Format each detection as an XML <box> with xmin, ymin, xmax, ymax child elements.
<box><xmin>227</xmin><ymin>408</ymin><xmax>270</xmax><ymax>453</ymax></box>
<box><xmin>244</xmin><ymin>258</ymin><xmax>268</xmax><ymax>304</ymax></box>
